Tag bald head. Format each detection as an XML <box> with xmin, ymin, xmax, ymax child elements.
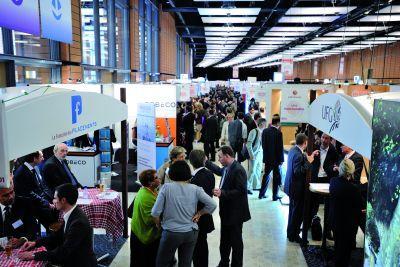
<box><xmin>54</xmin><ymin>143</ymin><xmax>68</xmax><ymax>160</ymax></box>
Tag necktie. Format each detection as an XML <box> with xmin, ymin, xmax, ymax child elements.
<box><xmin>3</xmin><ymin>206</ymin><xmax>13</xmax><ymax>237</ymax></box>
<box><xmin>32</xmin><ymin>168</ymin><xmax>42</xmax><ymax>188</ymax></box>
<box><xmin>219</xmin><ymin>168</ymin><xmax>227</xmax><ymax>188</ymax></box>
<box><xmin>62</xmin><ymin>161</ymin><xmax>77</xmax><ymax>186</ymax></box>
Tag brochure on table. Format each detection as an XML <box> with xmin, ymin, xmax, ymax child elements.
<box><xmin>0</xmin><ymin>85</ymin><xmax>128</xmax><ymax>188</ymax></box>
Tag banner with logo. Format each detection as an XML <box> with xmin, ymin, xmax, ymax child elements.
<box><xmin>281</xmin><ymin>88</ymin><xmax>309</xmax><ymax>123</ymax></box>
<box><xmin>281</xmin><ymin>55</ymin><xmax>294</xmax><ymax>80</ymax></box>
<box><xmin>0</xmin><ymin>86</ymin><xmax>128</xmax><ymax>188</ymax></box>
<box><xmin>308</xmin><ymin>93</ymin><xmax>372</xmax><ymax>158</ymax></box>
<box><xmin>137</xmin><ymin>103</ymin><xmax>156</xmax><ymax>174</ymax></box>
<box><xmin>40</xmin><ymin>0</ymin><xmax>72</xmax><ymax>43</ymax></box>
<box><xmin>233</xmin><ymin>67</ymin><xmax>239</xmax><ymax>79</ymax></box>
<box><xmin>0</xmin><ymin>0</ymin><xmax>40</xmax><ymax>35</ymax></box>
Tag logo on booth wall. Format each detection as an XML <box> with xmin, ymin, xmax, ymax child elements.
<box><xmin>51</xmin><ymin>0</ymin><xmax>62</xmax><ymax>20</ymax></box>
<box><xmin>11</xmin><ymin>0</ymin><xmax>23</xmax><ymax>5</ymax></box>
<box><xmin>71</xmin><ymin>95</ymin><xmax>83</xmax><ymax>124</ymax></box>
<box><xmin>292</xmin><ymin>90</ymin><xmax>298</xmax><ymax>96</ymax></box>
<box><xmin>321</xmin><ymin>100</ymin><xmax>342</xmax><ymax>134</ymax></box>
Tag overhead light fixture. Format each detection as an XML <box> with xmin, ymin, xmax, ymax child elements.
<box><xmin>270</xmin><ymin>26</ymin><xmax>320</xmax><ymax>32</ymax></box>
<box><xmin>279</xmin><ymin>16</ymin><xmax>339</xmax><ymax>23</ymax></box>
<box><xmin>325</xmin><ymin>31</ymin><xmax>374</xmax><ymax>36</ymax></box>
<box><xmin>205</xmin><ymin>31</ymin><xmax>248</xmax><ymax>36</ymax></box>
<box><xmin>198</xmin><ymin>8</ymin><xmax>261</xmax><ymax>16</ymax></box>
<box><xmin>359</xmin><ymin>15</ymin><xmax>400</xmax><ymax>22</ymax></box>
<box><xmin>204</xmin><ymin>26</ymin><xmax>251</xmax><ymax>32</ymax></box>
<box><xmin>377</xmin><ymin>5</ymin><xmax>400</xmax><ymax>13</ymax></box>
<box><xmin>201</xmin><ymin>17</ymin><xmax>257</xmax><ymax>24</ymax></box>
<box><xmin>336</xmin><ymin>26</ymin><xmax>389</xmax><ymax>31</ymax></box>
<box><xmin>285</xmin><ymin>7</ymin><xmax>357</xmax><ymax>15</ymax></box>
<box><xmin>264</xmin><ymin>31</ymin><xmax>309</xmax><ymax>37</ymax></box>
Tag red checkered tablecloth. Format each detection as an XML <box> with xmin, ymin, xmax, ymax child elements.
<box><xmin>76</xmin><ymin>188</ymin><xmax>124</xmax><ymax>240</ymax></box>
<box><xmin>0</xmin><ymin>247</ymin><xmax>46</xmax><ymax>267</ymax></box>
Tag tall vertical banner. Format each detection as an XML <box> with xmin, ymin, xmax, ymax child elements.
<box><xmin>137</xmin><ymin>103</ymin><xmax>156</xmax><ymax>174</ymax></box>
<box><xmin>233</xmin><ymin>66</ymin><xmax>239</xmax><ymax>79</ymax></box>
<box><xmin>364</xmin><ymin>99</ymin><xmax>400</xmax><ymax>267</ymax></box>
<box><xmin>281</xmin><ymin>55</ymin><xmax>294</xmax><ymax>81</ymax></box>
<box><xmin>280</xmin><ymin>88</ymin><xmax>309</xmax><ymax>123</ymax></box>
<box><xmin>0</xmin><ymin>0</ymin><xmax>40</xmax><ymax>35</ymax></box>
<box><xmin>0</xmin><ymin>104</ymin><xmax>10</xmax><ymax>188</ymax></box>
<box><xmin>40</xmin><ymin>0</ymin><xmax>73</xmax><ymax>43</ymax></box>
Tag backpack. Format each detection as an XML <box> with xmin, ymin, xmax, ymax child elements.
<box><xmin>311</xmin><ymin>215</ymin><xmax>322</xmax><ymax>241</ymax></box>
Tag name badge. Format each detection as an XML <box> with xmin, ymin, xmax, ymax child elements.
<box><xmin>0</xmin><ymin>237</ymin><xmax>7</xmax><ymax>247</ymax></box>
<box><xmin>12</xmin><ymin>219</ymin><xmax>24</xmax><ymax>229</ymax></box>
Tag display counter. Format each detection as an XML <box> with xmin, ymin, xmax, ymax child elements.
<box><xmin>66</xmin><ymin>147</ymin><xmax>100</xmax><ymax>187</ymax></box>
<box><xmin>156</xmin><ymin>138</ymin><xmax>174</xmax><ymax>170</ymax></box>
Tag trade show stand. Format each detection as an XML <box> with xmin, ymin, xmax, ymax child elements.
<box><xmin>67</xmin><ymin>147</ymin><xmax>101</xmax><ymax>187</ymax></box>
<box><xmin>156</xmin><ymin>138</ymin><xmax>174</xmax><ymax>170</ymax></box>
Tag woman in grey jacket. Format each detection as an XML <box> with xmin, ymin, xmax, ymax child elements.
<box><xmin>151</xmin><ymin>160</ymin><xmax>217</xmax><ymax>267</ymax></box>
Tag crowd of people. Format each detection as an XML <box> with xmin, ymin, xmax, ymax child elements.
<box><xmin>1</xmin><ymin>86</ymin><xmax>368</xmax><ymax>267</ymax></box>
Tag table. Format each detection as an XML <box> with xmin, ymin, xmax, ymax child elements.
<box><xmin>309</xmin><ymin>183</ymin><xmax>330</xmax><ymax>250</ymax></box>
<box><xmin>0</xmin><ymin>247</ymin><xmax>46</xmax><ymax>267</ymax></box>
<box><xmin>76</xmin><ymin>188</ymin><xmax>124</xmax><ymax>240</ymax></box>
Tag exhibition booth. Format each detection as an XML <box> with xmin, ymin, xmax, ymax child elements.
<box><xmin>306</xmin><ymin>92</ymin><xmax>400</xmax><ymax>266</ymax></box>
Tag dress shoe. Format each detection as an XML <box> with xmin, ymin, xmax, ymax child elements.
<box><xmin>247</xmin><ymin>190</ymin><xmax>253</xmax><ymax>195</ymax></box>
<box><xmin>326</xmin><ymin>231</ymin><xmax>334</xmax><ymax>240</ymax></box>
<box><xmin>258</xmin><ymin>195</ymin><xmax>267</xmax><ymax>199</ymax></box>
<box><xmin>272</xmin><ymin>195</ymin><xmax>283</xmax><ymax>201</ymax></box>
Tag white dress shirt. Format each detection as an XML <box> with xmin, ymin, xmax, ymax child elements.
<box><xmin>0</xmin><ymin>204</ymin><xmax>12</xmax><ymax>223</ymax></box>
<box><xmin>345</xmin><ymin>150</ymin><xmax>356</xmax><ymax>159</ymax></box>
<box><xmin>63</xmin><ymin>205</ymin><xmax>77</xmax><ymax>232</ymax></box>
<box><xmin>192</xmin><ymin>167</ymin><xmax>205</xmax><ymax>177</ymax></box>
<box><xmin>318</xmin><ymin>146</ymin><xmax>329</xmax><ymax>178</ymax></box>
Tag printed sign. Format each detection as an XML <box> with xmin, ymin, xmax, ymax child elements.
<box><xmin>40</xmin><ymin>0</ymin><xmax>72</xmax><ymax>43</ymax></box>
<box><xmin>0</xmin><ymin>0</ymin><xmax>40</xmax><ymax>35</ymax></box>
<box><xmin>137</xmin><ymin>103</ymin><xmax>156</xmax><ymax>174</ymax></box>
<box><xmin>281</xmin><ymin>88</ymin><xmax>309</xmax><ymax>123</ymax></box>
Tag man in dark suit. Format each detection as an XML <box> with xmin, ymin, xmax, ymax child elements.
<box><xmin>310</xmin><ymin>133</ymin><xmax>339</xmax><ymax>220</ymax></box>
<box><xmin>204</xmin><ymin>109</ymin><xmax>218</xmax><ymax>162</ymax></box>
<box><xmin>0</xmin><ymin>179</ymin><xmax>55</xmax><ymax>246</ymax></box>
<box><xmin>19</xmin><ymin>183</ymin><xmax>97</xmax><ymax>267</ymax></box>
<box><xmin>340</xmin><ymin>145</ymin><xmax>364</xmax><ymax>185</ymax></box>
<box><xmin>259</xmin><ymin>117</ymin><xmax>284</xmax><ymax>200</ymax></box>
<box><xmin>285</xmin><ymin>133</ymin><xmax>318</xmax><ymax>244</ymax></box>
<box><xmin>14</xmin><ymin>151</ymin><xmax>53</xmax><ymax>208</ymax></box>
<box><xmin>42</xmin><ymin>143</ymin><xmax>82</xmax><ymax>196</ymax></box>
<box><xmin>206</xmin><ymin>146</ymin><xmax>251</xmax><ymax>267</ymax></box>
<box><xmin>189</xmin><ymin>150</ymin><xmax>215</xmax><ymax>267</ymax></box>
<box><xmin>182</xmin><ymin>105</ymin><xmax>196</xmax><ymax>154</ymax></box>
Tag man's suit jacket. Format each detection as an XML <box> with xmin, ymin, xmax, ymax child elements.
<box><xmin>191</xmin><ymin>168</ymin><xmax>215</xmax><ymax>233</ymax></box>
<box><xmin>204</xmin><ymin>115</ymin><xmax>218</xmax><ymax>141</ymax></box>
<box><xmin>329</xmin><ymin>176</ymin><xmax>362</xmax><ymax>234</ymax></box>
<box><xmin>262</xmin><ymin>126</ymin><xmax>284</xmax><ymax>165</ymax></box>
<box><xmin>311</xmin><ymin>144</ymin><xmax>339</xmax><ymax>182</ymax></box>
<box><xmin>348</xmin><ymin>152</ymin><xmax>364</xmax><ymax>184</ymax></box>
<box><xmin>34</xmin><ymin>207</ymin><xmax>97</xmax><ymax>267</ymax></box>
<box><xmin>205</xmin><ymin>160</ymin><xmax>251</xmax><ymax>226</ymax></box>
<box><xmin>14</xmin><ymin>164</ymin><xmax>52</xmax><ymax>207</ymax></box>
<box><xmin>182</xmin><ymin>112</ymin><xmax>196</xmax><ymax>134</ymax></box>
<box><xmin>284</xmin><ymin>146</ymin><xmax>311</xmax><ymax>198</ymax></box>
<box><xmin>0</xmin><ymin>196</ymin><xmax>54</xmax><ymax>240</ymax></box>
<box><xmin>228</xmin><ymin>119</ymin><xmax>243</xmax><ymax>150</ymax></box>
<box><xmin>42</xmin><ymin>156</ymin><xmax>81</xmax><ymax>195</ymax></box>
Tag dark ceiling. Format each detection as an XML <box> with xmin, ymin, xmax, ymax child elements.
<box><xmin>160</xmin><ymin>0</ymin><xmax>400</xmax><ymax>69</ymax></box>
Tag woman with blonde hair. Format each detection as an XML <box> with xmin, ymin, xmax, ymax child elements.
<box><xmin>329</xmin><ymin>158</ymin><xmax>363</xmax><ymax>267</ymax></box>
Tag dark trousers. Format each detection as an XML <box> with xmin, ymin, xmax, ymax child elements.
<box><xmin>219</xmin><ymin>223</ymin><xmax>243</xmax><ymax>267</ymax></box>
<box><xmin>259</xmin><ymin>164</ymin><xmax>281</xmax><ymax>198</ymax></box>
<box><xmin>204</xmin><ymin>139</ymin><xmax>215</xmax><ymax>161</ymax></box>
<box><xmin>184</xmin><ymin>132</ymin><xmax>194</xmax><ymax>154</ymax></box>
<box><xmin>333</xmin><ymin>229</ymin><xmax>356</xmax><ymax>267</ymax></box>
<box><xmin>156</xmin><ymin>229</ymin><xmax>198</xmax><ymax>267</ymax></box>
<box><xmin>130</xmin><ymin>232</ymin><xmax>160</xmax><ymax>267</ymax></box>
<box><xmin>192</xmin><ymin>229</ymin><xmax>209</xmax><ymax>267</ymax></box>
<box><xmin>287</xmin><ymin>193</ymin><xmax>304</xmax><ymax>239</ymax></box>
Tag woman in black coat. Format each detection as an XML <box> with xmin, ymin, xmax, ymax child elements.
<box><xmin>329</xmin><ymin>158</ymin><xmax>363</xmax><ymax>267</ymax></box>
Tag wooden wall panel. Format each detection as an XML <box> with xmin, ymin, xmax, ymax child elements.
<box><xmin>293</xmin><ymin>41</ymin><xmax>400</xmax><ymax>83</ymax></box>
<box><xmin>130</xmin><ymin>0</ymin><xmax>140</xmax><ymax>81</ymax></box>
<box><xmin>159</xmin><ymin>9</ymin><xmax>177</xmax><ymax>80</ymax></box>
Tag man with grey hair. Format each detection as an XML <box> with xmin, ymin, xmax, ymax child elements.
<box><xmin>42</xmin><ymin>143</ymin><xmax>81</xmax><ymax>195</ymax></box>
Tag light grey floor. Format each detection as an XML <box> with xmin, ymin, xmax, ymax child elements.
<box><xmin>109</xmin><ymin>155</ymin><xmax>365</xmax><ymax>267</ymax></box>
